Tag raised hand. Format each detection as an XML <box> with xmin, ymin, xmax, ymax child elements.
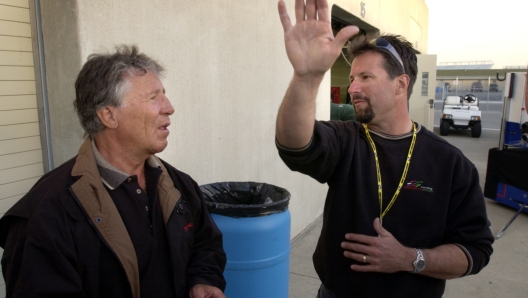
<box><xmin>278</xmin><ymin>0</ymin><xmax>359</xmax><ymax>77</ymax></box>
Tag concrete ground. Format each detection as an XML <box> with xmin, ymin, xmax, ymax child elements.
<box><xmin>288</xmin><ymin>128</ymin><xmax>528</xmax><ymax>298</ymax></box>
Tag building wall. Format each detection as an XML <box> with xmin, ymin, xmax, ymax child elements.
<box><xmin>410</xmin><ymin>54</ymin><xmax>437</xmax><ymax>130</ymax></box>
<box><xmin>0</xmin><ymin>0</ymin><xmax>44</xmax><ymax>218</ymax></box>
<box><xmin>38</xmin><ymin>0</ymin><xmax>324</xmax><ymax>240</ymax></box>
<box><xmin>32</xmin><ymin>0</ymin><xmax>429</xmax><ymax>241</ymax></box>
<box><xmin>0</xmin><ymin>0</ymin><xmax>45</xmax><ymax>295</ymax></box>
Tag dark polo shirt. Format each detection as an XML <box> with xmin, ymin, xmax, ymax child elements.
<box><xmin>92</xmin><ymin>142</ymin><xmax>176</xmax><ymax>297</ymax></box>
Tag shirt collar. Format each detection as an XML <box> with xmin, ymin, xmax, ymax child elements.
<box><xmin>366</xmin><ymin>122</ymin><xmax>421</xmax><ymax>140</ymax></box>
<box><xmin>91</xmin><ymin>139</ymin><xmax>161</xmax><ymax>190</ymax></box>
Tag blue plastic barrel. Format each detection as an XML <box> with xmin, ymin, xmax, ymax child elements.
<box><xmin>211</xmin><ymin>210</ymin><xmax>291</xmax><ymax>298</ymax></box>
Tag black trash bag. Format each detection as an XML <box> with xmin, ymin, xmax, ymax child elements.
<box><xmin>200</xmin><ymin>182</ymin><xmax>290</xmax><ymax>217</ymax></box>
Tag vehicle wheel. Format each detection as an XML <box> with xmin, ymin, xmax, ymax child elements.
<box><xmin>440</xmin><ymin>120</ymin><xmax>450</xmax><ymax>136</ymax></box>
<box><xmin>471</xmin><ymin>122</ymin><xmax>482</xmax><ymax>138</ymax></box>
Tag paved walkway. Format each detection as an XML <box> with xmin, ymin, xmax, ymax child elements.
<box><xmin>288</xmin><ymin>128</ymin><xmax>528</xmax><ymax>298</ymax></box>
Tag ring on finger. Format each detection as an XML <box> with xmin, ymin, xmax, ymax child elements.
<box><xmin>363</xmin><ymin>255</ymin><xmax>367</xmax><ymax>263</ymax></box>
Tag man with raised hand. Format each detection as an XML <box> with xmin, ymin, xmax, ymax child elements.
<box><xmin>276</xmin><ymin>1</ymin><xmax>494</xmax><ymax>297</ymax></box>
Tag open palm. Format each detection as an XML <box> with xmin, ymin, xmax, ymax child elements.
<box><xmin>278</xmin><ymin>0</ymin><xmax>359</xmax><ymax>77</ymax></box>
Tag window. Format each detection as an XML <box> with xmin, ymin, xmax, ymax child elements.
<box><xmin>421</xmin><ymin>72</ymin><xmax>428</xmax><ymax>96</ymax></box>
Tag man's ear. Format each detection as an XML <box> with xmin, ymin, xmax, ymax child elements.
<box><xmin>96</xmin><ymin>106</ymin><xmax>119</xmax><ymax>129</ymax></box>
<box><xmin>395</xmin><ymin>74</ymin><xmax>410</xmax><ymax>96</ymax></box>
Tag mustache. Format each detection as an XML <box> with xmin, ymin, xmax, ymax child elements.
<box><xmin>352</xmin><ymin>94</ymin><xmax>370</xmax><ymax>101</ymax></box>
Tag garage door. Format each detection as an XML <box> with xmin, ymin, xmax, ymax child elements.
<box><xmin>0</xmin><ymin>0</ymin><xmax>44</xmax><ymax>294</ymax></box>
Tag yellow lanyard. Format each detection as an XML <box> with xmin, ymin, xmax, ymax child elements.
<box><xmin>363</xmin><ymin>122</ymin><xmax>417</xmax><ymax>225</ymax></box>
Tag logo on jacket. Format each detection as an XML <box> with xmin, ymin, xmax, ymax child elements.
<box><xmin>403</xmin><ymin>180</ymin><xmax>433</xmax><ymax>193</ymax></box>
<box><xmin>184</xmin><ymin>222</ymin><xmax>193</xmax><ymax>231</ymax></box>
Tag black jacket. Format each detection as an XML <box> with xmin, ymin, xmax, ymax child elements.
<box><xmin>278</xmin><ymin>121</ymin><xmax>494</xmax><ymax>297</ymax></box>
<box><xmin>0</xmin><ymin>138</ymin><xmax>226</xmax><ymax>297</ymax></box>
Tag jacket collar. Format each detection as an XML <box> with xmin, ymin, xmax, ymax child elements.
<box><xmin>90</xmin><ymin>140</ymin><xmax>161</xmax><ymax>190</ymax></box>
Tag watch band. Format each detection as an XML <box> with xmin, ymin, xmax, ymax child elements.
<box><xmin>412</xmin><ymin>248</ymin><xmax>425</xmax><ymax>273</ymax></box>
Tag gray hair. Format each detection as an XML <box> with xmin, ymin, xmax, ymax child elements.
<box><xmin>73</xmin><ymin>45</ymin><xmax>165</xmax><ymax>137</ymax></box>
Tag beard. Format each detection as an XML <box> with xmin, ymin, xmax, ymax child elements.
<box><xmin>353</xmin><ymin>94</ymin><xmax>375</xmax><ymax>123</ymax></box>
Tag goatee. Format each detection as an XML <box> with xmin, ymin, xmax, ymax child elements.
<box><xmin>353</xmin><ymin>94</ymin><xmax>375</xmax><ymax>123</ymax></box>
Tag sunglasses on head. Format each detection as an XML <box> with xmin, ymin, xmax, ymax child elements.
<box><xmin>374</xmin><ymin>38</ymin><xmax>405</xmax><ymax>75</ymax></box>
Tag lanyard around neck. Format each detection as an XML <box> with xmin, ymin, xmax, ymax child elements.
<box><xmin>362</xmin><ymin>122</ymin><xmax>417</xmax><ymax>225</ymax></box>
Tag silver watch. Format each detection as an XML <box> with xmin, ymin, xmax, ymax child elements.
<box><xmin>412</xmin><ymin>248</ymin><xmax>425</xmax><ymax>273</ymax></box>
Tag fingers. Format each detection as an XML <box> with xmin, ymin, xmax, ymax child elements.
<box><xmin>342</xmin><ymin>239</ymin><xmax>375</xmax><ymax>267</ymax></box>
<box><xmin>351</xmin><ymin>262</ymin><xmax>375</xmax><ymax>272</ymax></box>
<box><xmin>342</xmin><ymin>239</ymin><xmax>372</xmax><ymax>255</ymax></box>
<box><xmin>334</xmin><ymin>26</ymin><xmax>360</xmax><ymax>45</ymax></box>
<box><xmin>293</xmin><ymin>0</ymin><xmax>332</xmax><ymax>23</ymax></box>
<box><xmin>345</xmin><ymin>231</ymin><xmax>375</xmax><ymax>245</ymax></box>
<box><xmin>346</xmin><ymin>218</ymin><xmax>393</xmax><ymax>242</ymax></box>
<box><xmin>342</xmin><ymin>242</ymin><xmax>378</xmax><ymax>273</ymax></box>
<box><xmin>345</xmin><ymin>217</ymin><xmax>391</xmax><ymax>243</ymax></box>
<box><xmin>294</xmin><ymin>0</ymin><xmax>305</xmax><ymax>23</ymax></box>
<box><xmin>342</xmin><ymin>240</ymin><xmax>382</xmax><ymax>273</ymax></box>
<box><xmin>305</xmin><ymin>0</ymin><xmax>317</xmax><ymax>20</ymax></box>
<box><xmin>316</xmin><ymin>0</ymin><xmax>329</xmax><ymax>22</ymax></box>
<box><xmin>278</xmin><ymin>0</ymin><xmax>293</xmax><ymax>33</ymax></box>
<box><xmin>373</xmin><ymin>217</ymin><xmax>392</xmax><ymax>237</ymax></box>
<box><xmin>343</xmin><ymin>249</ymin><xmax>369</xmax><ymax>263</ymax></box>
<box><xmin>332</xmin><ymin>25</ymin><xmax>360</xmax><ymax>52</ymax></box>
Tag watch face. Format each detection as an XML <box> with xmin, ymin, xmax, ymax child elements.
<box><xmin>417</xmin><ymin>260</ymin><xmax>425</xmax><ymax>270</ymax></box>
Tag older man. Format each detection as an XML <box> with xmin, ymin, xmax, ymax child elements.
<box><xmin>275</xmin><ymin>0</ymin><xmax>494</xmax><ymax>297</ymax></box>
<box><xmin>0</xmin><ymin>45</ymin><xmax>226</xmax><ymax>298</ymax></box>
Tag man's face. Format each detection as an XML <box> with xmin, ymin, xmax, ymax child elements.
<box><xmin>114</xmin><ymin>70</ymin><xmax>174</xmax><ymax>157</ymax></box>
<box><xmin>348</xmin><ymin>52</ymin><xmax>398</xmax><ymax>124</ymax></box>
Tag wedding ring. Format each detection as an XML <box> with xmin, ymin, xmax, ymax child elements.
<box><xmin>363</xmin><ymin>255</ymin><xmax>367</xmax><ymax>263</ymax></box>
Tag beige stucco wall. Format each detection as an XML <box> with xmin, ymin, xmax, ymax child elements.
<box><xmin>39</xmin><ymin>0</ymin><xmax>429</xmax><ymax>239</ymax></box>
<box><xmin>410</xmin><ymin>54</ymin><xmax>437</xmax><ymax>130</ymax></box>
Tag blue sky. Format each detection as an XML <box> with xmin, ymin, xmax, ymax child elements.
<box><xmin>425</xmin><ymin>0</ymin><xmax>527</xmax><ymax>68</ymax></box>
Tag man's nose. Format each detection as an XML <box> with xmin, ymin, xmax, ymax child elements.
<box><xmin>162</xmin><ymin>96</ymin><xmax>175</xmax><ymax>115</ymax></box>
<box><xmin>348</xmin><ymin>82</ymin><xmax>361</xmax><ymax>94</ymax></box>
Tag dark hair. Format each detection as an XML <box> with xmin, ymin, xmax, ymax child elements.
<box><xmin>73</xmin><ymin>45</ymin><xmax>165</xmax><ymax>137</ymax></box>
<box><xmin>348</xmin><ymin>34</ymin><xmax>418</xmax><ymax>100</ymax></box>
